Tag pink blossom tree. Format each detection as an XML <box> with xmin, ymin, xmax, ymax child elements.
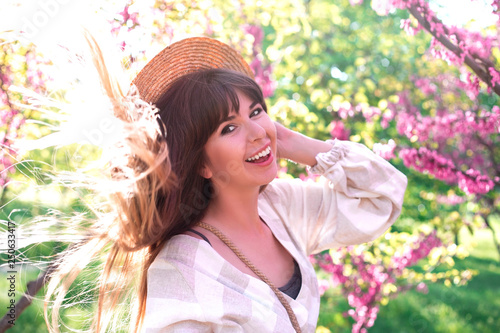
<box><xmin>344</xmin><ymin>0</ymin><xmax>500</xmax><ymax>255</ymax></box>
<box><xmin>0</xmin><ymin>42</ymin><xmax>51</xmax><ymax>202</ymax></box>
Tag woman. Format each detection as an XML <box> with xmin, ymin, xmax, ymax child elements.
<box><xmin>44</xmin><ymin>36</ymin><xmax>407</xmax><ymax>333</ymax></box>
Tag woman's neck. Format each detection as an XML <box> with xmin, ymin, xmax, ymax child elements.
<box><xmin>203</xmin><ymin>185</ymin><xmax>265</xmax><ymax>235</ymax></box>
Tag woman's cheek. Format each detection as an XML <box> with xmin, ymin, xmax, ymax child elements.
<box><xmin>226</xmin><ymin>159</ymin><xmax>244</xmax><ymax>176</ymax></box>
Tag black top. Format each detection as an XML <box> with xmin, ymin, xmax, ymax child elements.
<box><xmin>277</xmin><ymin>259</ymin><xmax>302</xmax><ymax>299</ymax></box>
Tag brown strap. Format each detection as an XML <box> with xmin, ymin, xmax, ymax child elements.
<box><xmin>197</xmin><ymin>222</ymin><xmax>302</xmax><ymax>333</ymax></box>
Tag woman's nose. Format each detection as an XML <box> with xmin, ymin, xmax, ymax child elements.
<box><xmin>247</xmin><ymin>121</ymin><xmax>266</xmax><ymax>141</ymax></box>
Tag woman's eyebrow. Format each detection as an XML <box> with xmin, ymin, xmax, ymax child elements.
<box><xmin>221</xmin><ymin>115</ymin><xmax>237</xmax><ymax>122</ymax></box>
<box><xmin>219</xmin><ymin>101</ymin><xmax>261</xmax><ymax>123</ymax></box>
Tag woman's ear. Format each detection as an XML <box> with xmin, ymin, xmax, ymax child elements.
<box><xmin>199</xmin><ymin>164</ymin><xmax>213</xmax><ymax>179</ymax></box>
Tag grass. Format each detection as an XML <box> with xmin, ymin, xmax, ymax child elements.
<box><xmin>371</xmin><ymin>256</ymin><xmax>500</xmax><ymax>333</ymax></box>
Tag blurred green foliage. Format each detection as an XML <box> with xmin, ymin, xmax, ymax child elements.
<box><xmin>1</xmin><ymin>0</ymin><xmax>499</xmax><ymax>332</ymax></box>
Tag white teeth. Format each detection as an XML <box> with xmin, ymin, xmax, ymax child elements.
<box><xmin>246</xmin><ymin>146</ymin><xmax>271</xmax><ymax>161</ymax></box>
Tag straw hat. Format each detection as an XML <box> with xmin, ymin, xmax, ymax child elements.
<box><xmin>132</xmin><ymin>37</ymin><xmax>255</xmax><ymax>105</ymax></box>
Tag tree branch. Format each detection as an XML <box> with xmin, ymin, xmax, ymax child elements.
<box><xmin>0</xmin><ymin>263</ymin><xmax>57</xmax><ymax>333</ymax></box>
<box><xmin>475</xmin><ymin>134</ymin><xmax>500</xmax><ymax>177</ymax></box>
<box><xmin>407</xmin><ymin>4</ymin><xmax>500</xmax><ymax>97</ymax></box>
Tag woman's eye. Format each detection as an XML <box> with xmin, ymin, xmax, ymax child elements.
<box><xmin>221</xmin><ymin>125</ymin><xmax>236</xmax><ymax>135</ymax></box>
<box><xmin>250</xmin><ymin>107</ymin><xmax>264</xmax><ymax>117</ymax></box>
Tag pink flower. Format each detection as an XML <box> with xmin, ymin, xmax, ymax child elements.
<box><xmin>349</xmin><ymin>0</ymin><xmax>364</xmax><ymax>5</ymax></box>
<box><xmin>373</xmin><ymin>139</ymin><xmax>396</xmax><ymax>160</ymax></box>
<box><xmin>243</xmin><ymin>25</ymin><xmax>276</xmax><ymax>98</ymax></box>
<box><xmin>317</xmin><ymin>279</ymin><xmax>331</xmax><ymax>296</ymax></box>
<box><xmin>436</xmin><ymin>194</ymin><xmax>465</xmax><ymax>206</ymax></box>
<box><xmin>400</xmin><ymin>18</ymin><xmax>417</xmax><ymax>35</ymax></box>
<box><xmin>399</xmin><ymin>147</ymin><xmax>458</xmax><ymax>183</ymax></box>
<box><xmin>243</xmin><ymin>24</ymin><xmax>264</xmax><ymax>47</ymax></box>
<box><xmin>416</xmin><ymin>282</ymin><xmax>429</xmax><ymax>294</ymax></box>
<box><xmin>489</xmin><ymin>67</ymin><xmax>500</xmax><ymax>89</ymax></box>
<box><xmin>330</xmin><ymin>120</ymin><xmax>351</xmax><ymax>140</ymax></box>
<box><xmin>249</xmin><ymin>58</ymin><xmax>276</xmax><ymax>98</ymax></box>
<box><xmin>372</xmin><ymin>0</ymin><xmax>395</xmax><ymax>16</ymax></box>
<box><xmin>458</xmin><ymin>169</ymin><xmax>495</xmax><ymax>195</ymax></box>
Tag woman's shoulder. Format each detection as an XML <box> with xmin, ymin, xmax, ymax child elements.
<box><xmin>263</xmin><ymin>176</ymin><xmax>305</xmax><ymax>193</ymax></box>
<box><xmin>152</xmin><ymin>234</ymin><xmax>212</xmax><ymax>269</ymax></box>
<box><xmin>148</xmin><ymin>235</ymin><xmax>221</xmax><ymax>297</ymax></box>
<box><xmin>148</xmin><ymin>234</ymin><xmax>271</xmax><ymax>301</ymax></box>
<box><xmin>151</xmin><ymin>234</ymin><xmax>251</xmax><ymax>286</ymax></box>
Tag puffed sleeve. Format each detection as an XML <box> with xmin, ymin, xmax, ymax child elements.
<box><xmin>263</xmin><ymin>139</ymin><xmax>407</xmax><ymax>256</ymax></box>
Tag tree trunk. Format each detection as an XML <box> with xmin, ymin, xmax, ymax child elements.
<box><xmin>0</xmin><ymin>263</ymin><xmax>56</xmax><ymax>332</ymax></box>
<box><xmin>484</xmin><ymin>215</ymin><xmax>500</xmax><ymax>260</ymax></box>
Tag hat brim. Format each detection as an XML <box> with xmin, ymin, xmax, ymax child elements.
<box><xmin>132</xmin><ymin>37</ymin><xmax>255</xmax><ymax>105</ymax></box>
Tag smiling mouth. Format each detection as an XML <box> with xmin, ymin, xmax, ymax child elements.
<box><xmin>245</xmin><ymin>146</ymin><xmax>271</xmax><ymax>163</ymax></box>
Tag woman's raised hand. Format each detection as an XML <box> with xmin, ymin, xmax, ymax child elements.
<box><xmin>274</xmin><ymin>121</ymin><xmax>334</xmax><ymax>167</ymax></box>
<box><xmin>274</xmin><ymin>121</ymin><xmax>294</xmax><ymax>161</ymax></box>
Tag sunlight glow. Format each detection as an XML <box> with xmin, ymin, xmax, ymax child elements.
<box><xmin>431</xmin><ymin>0</ymin><xmax>497</xmax><ymax>29</ymax></box>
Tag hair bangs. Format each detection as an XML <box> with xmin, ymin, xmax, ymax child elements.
<box><xmin>179</xmin><ymin>69</ymin><xmax>267</xmax><ymax>143</ymax></box>
<box><xmin>196</xmin><ymin>75</ymin><xmax>241</xmax><ymax>136</ymax></box>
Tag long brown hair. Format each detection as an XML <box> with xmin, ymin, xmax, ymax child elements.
<box><xmin>44</xmin><ymin>34</ymin><xmax>267</xmax><ymax>333</ymax></box>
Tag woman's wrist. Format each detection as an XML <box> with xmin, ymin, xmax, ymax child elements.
<box><xmin>275</xmin><ymin>123</ymin><xmax>334</xmax><ymax>166</ymax></box>
<box><xmin>288</xmin><ymin>133</ymin><xmax>334</xmax><ymax>166</ymax></box>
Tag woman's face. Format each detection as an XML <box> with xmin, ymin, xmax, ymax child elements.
<box><xmin>202</xmin><ymin>90</ymin><xmax>278</xmax><ymax>191</ymax></box>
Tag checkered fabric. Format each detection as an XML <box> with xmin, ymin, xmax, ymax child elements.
<box><xmin>144</xmin><ymin>140</ymin><xmax>407</xmax><ymax>332</ymax></box>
